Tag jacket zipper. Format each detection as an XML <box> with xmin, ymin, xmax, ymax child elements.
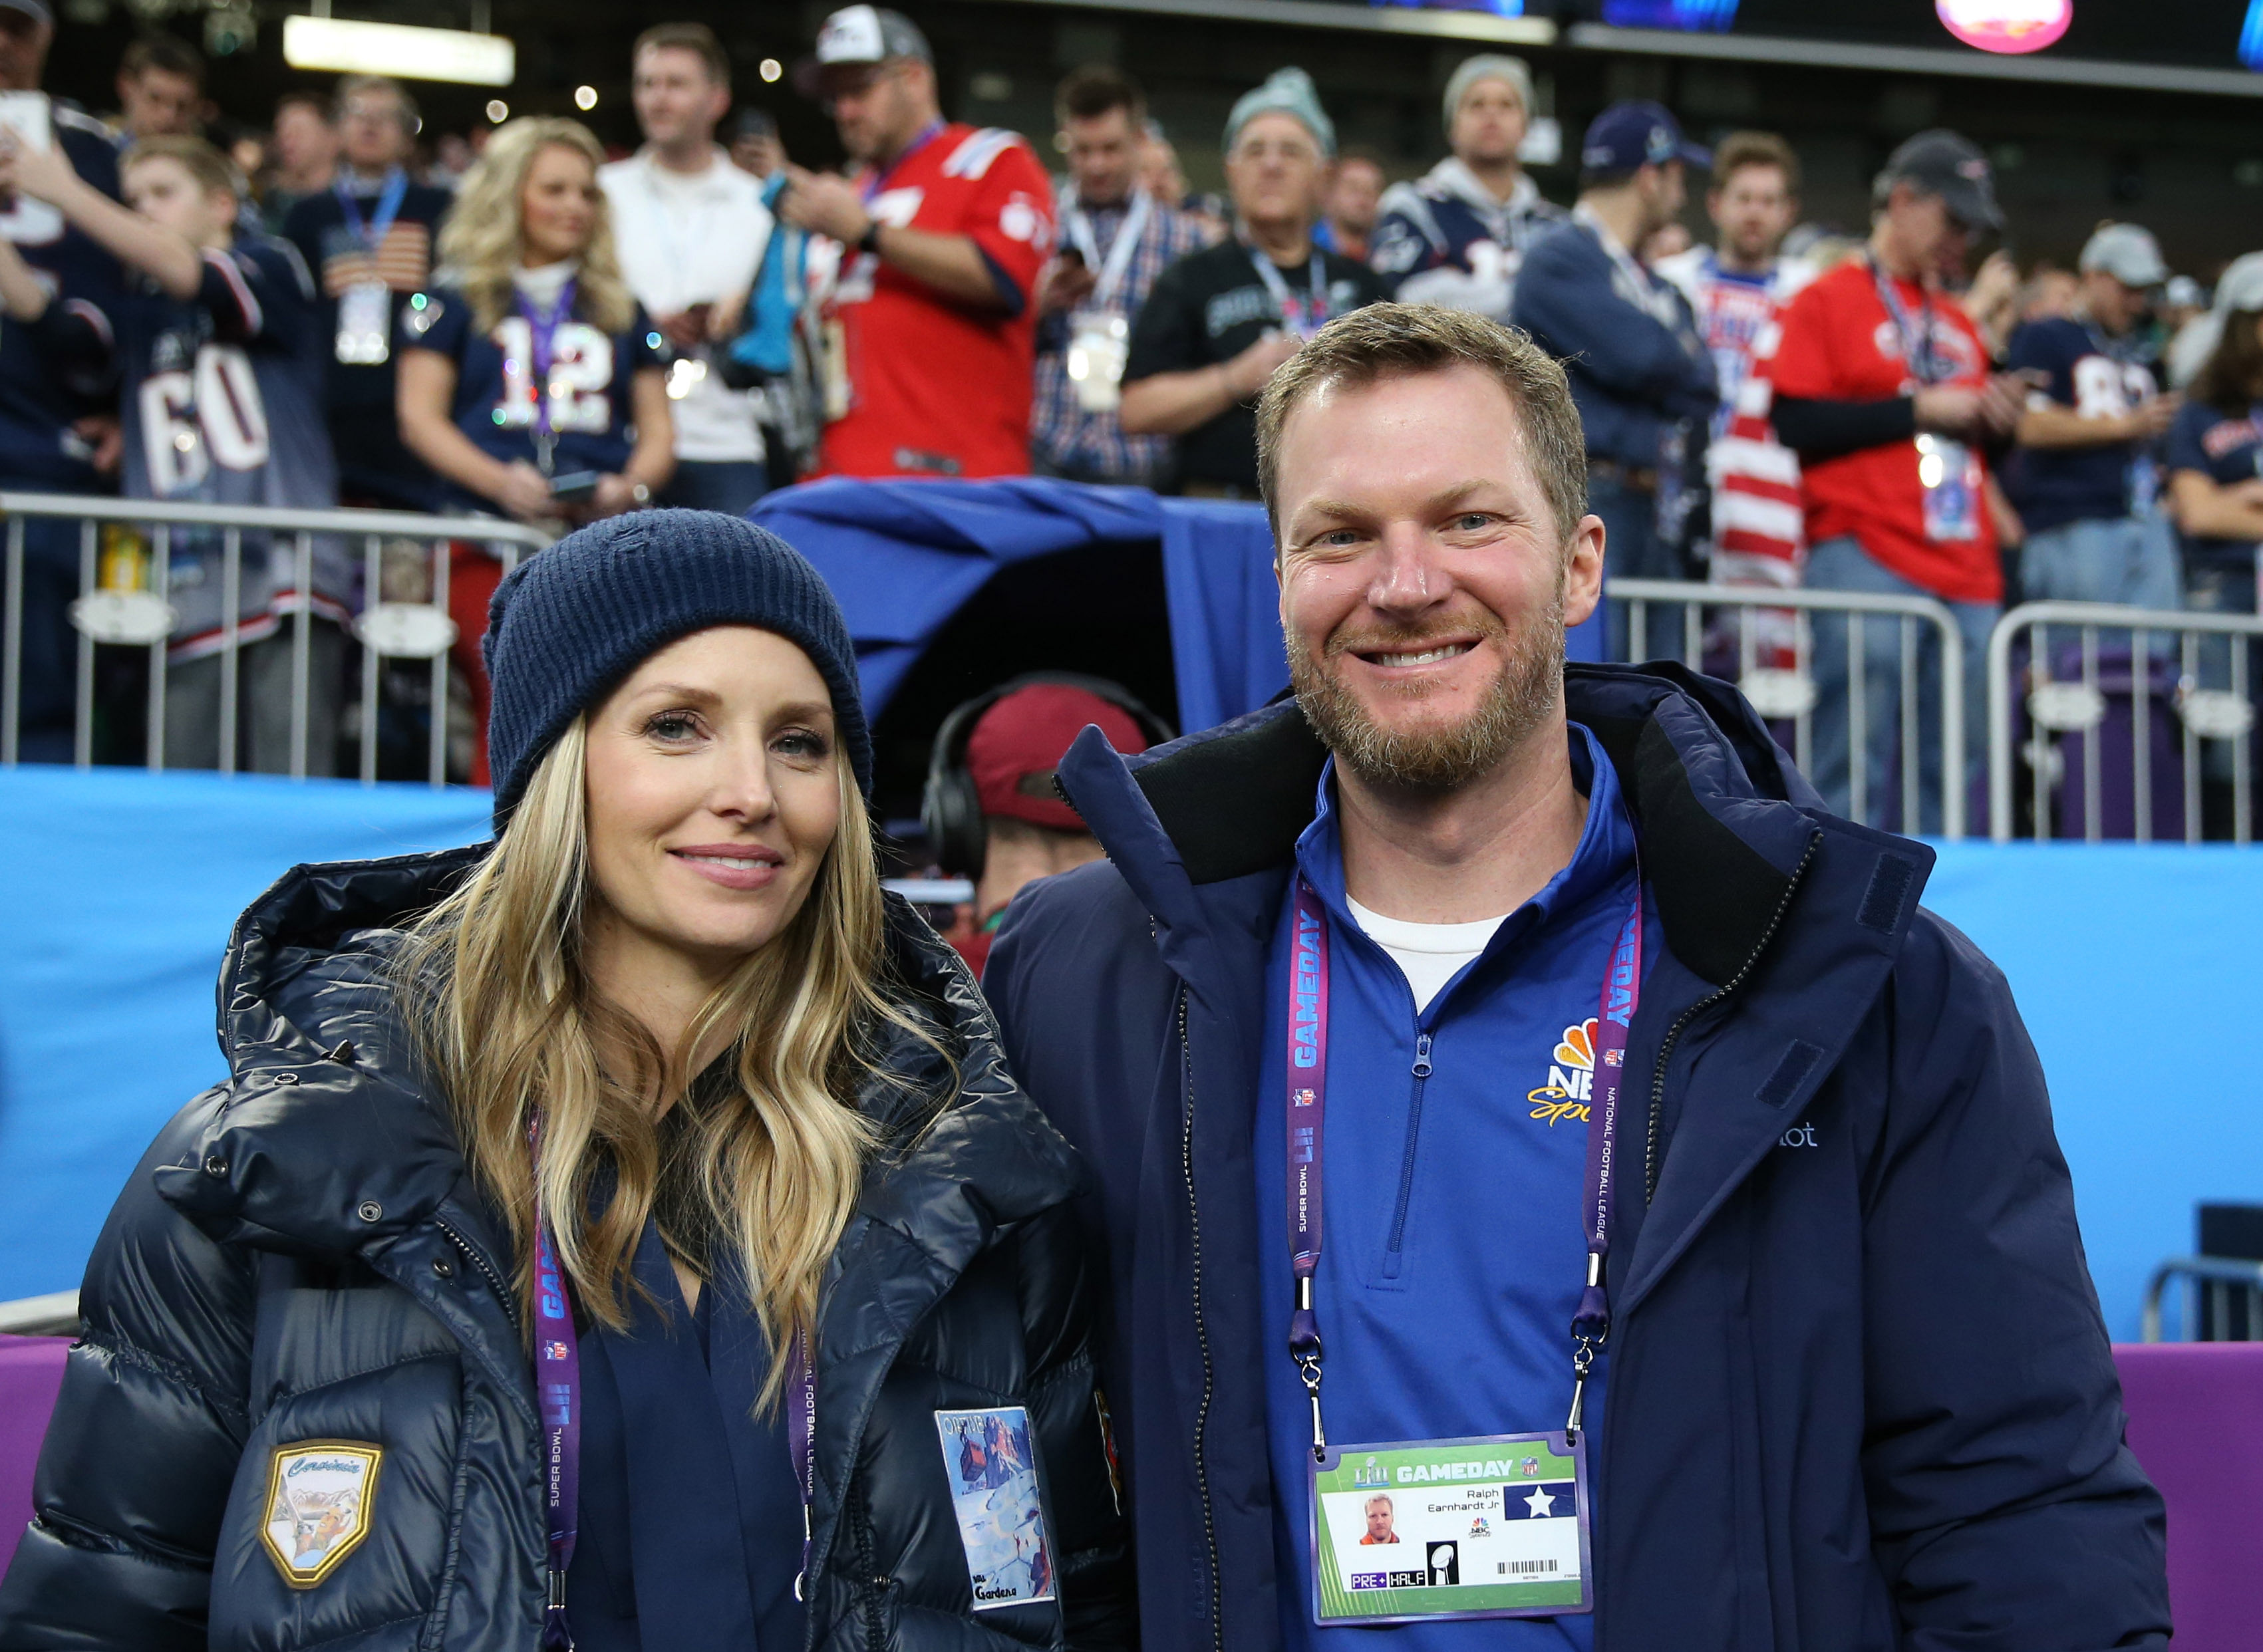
<box><xmin>434</xmin><ymin>1214</ymin><xmax>521</xmax><ymax>1333</ymax></box>
<box><xmin>1380</xmin><ymin>1033</ymin><xmax>1433</xmax><ymax>1279</ymax></box>
<box><xmin>1177</xmin><ymin>987</ymin><xmax>1225</xmax><ymax>1652</ymax></box>
<box><xmin>1642</xmin><ymin>832</ymin><xmax>1821</xmax><ymax>1204</ymax></box>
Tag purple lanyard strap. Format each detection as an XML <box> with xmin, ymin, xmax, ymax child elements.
<box><xmin>529</xmin><ymin>1117</ymin><xmax>822</xmax><ymax>1647</ymax></box>
<box><xmin>514</xmin><ymin>278</ymin><xmax>577</xmax><ymax>459</ymax></box>
<box><xmin>1867</xmin><ymin>255</ymin><xmax>1955</xmax><ymax>387</ymax></box>
<box><xmin>1284</xmin><ymin>875</ymin><xmax>1642</xmax><ymax>1458</ymax></box>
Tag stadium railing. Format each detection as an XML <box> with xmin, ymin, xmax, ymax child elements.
<box><xmin>1986</xmin><ymin>600</ymin><xmax>2263</xmax><ymax>845</ymax></box>
<box><xmin>1604</xmin><ymin>578</ymin><xmax>1968</xmax><ymax>839</ymax></box>
<box><xmin>1</xmin><ymin>491</ymin><xmax>553</xmax><ymax>785</ymax></box>
<box><xmin>2143</xmin><ymin>1256</ymin><xmax>2263</xmax><ymax>1343</ymax></box>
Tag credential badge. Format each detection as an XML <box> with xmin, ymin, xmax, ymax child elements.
<box><xmin>260</xmin><ymin>1439</ymin><xmax>382</xmax><ymax>1588</ymax></box>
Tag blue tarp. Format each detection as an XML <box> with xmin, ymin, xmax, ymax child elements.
<box><xmin>751</xmin><ymin>477</ymin><xmax>1284</xmax><ymax>735</ymax></box>
<box><xmin>1</xmin><ymin>765</ymin><xmax>2256</xmax><ymax>1341</ymax></box>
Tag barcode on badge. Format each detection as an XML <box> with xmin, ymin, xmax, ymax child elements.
<box><xmin>1498</xmin><ymin>1559</ymin><xmax>1559</xmax><ymax>1576</ymax></box>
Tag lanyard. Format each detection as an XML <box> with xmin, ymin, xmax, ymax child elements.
<box><xmin>1247</xmin><ymin>243</ymin><xmax>1330</xmax><ymax>341</ymax></box>
<box><xmin>514</xmin><ymin>277</ymin><xmax>577</xmax><ymax>470</ymax></box>
<box><xmin>858</xmin><ymin>120</ymin><xmax>945</xmax><ymax>207</ymax></box>
<box><xmin>1867</xmin><ymin>255</ymin><xmax>1959</xmax><ymax>386</ymax></box>
<box><xmin>1282</xmin><ymin>875</ymin><xmax>1644</xmax><ymax>1459</ymax></box>
<box><xmin>1064</xmin><ymin>190</ymin><xmax>1153</xmax><ymax>313</ymax></box>
<box><xmin>335</xmin><ymin>166</ymin><xmax>408</xmax><ymax>251</ymax></box>
<box><xmin>529</xmin><ymin>1117</ymin><xmax>822</xmax><ymax>1645</ymax></box>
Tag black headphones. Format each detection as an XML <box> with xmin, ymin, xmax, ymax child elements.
<box><xmin>920</xmin><ymin>672</ymin><xmax>1175</xmax><ymax>880</ymax></box>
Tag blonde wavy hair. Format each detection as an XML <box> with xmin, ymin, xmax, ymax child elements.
<box><xmin>436</xmin><ymin>117</ymin><xmax>636</xmax><ymax>336</ymax></box>
<box><xmin>400</xmin><ymin>718</ymin><xmax>920</xmax><ymax>1411</ymax></box>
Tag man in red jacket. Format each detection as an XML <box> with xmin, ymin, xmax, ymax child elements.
<box><xmin>782</xmin><ymin>5</ymin><xmax>1054</xmax><ymax>479</ymax></box>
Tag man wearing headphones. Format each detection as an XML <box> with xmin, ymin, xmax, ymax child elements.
<box><xmin>924</xmin><ymin>676</ymin><xmax>1163</xmax><ymax>974</ymax></box>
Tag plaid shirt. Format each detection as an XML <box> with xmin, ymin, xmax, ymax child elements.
<box><xmin>1032</xmin><ymin>188</ymin><xmax>1216</xmax><ymax>481</ymax></box>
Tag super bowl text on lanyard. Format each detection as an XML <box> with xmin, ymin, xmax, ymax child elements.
<box><xmin>529</xmin><ymin>1119</ymin><xmax>818</xmax><ymax>1649</ymax></box>
<box><xmin>333</xmin><ymin>168</ymin><xmax>408</xmax><ymax>366</ymax></box>
<box><xmin>1284</xmin><ymin>878</ymin><xmax>1642</xmax><ymax>1625</ymax></box>
<box><xmin>1248</xmin><ymin>245</ymin><xmax>1332</xmax><ymax>342</ymax></box>
<box><xmin>1867</xmin><ymin>255</ymin><xmax>1984</xmax><ymax>544</ymax></box>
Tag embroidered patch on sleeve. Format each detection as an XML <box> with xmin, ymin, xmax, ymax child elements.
<box><xmin>260</xmin><ymin>1439</ymin><xmax>383</xmax><ymax>1588</ymax></box>
<box><xmin>934</xmin><ymin>1406</ymin><xmax>1056</xmax><ymax>1609</ymax></box>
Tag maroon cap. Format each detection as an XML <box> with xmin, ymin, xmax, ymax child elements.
<box><xmin>966</xmin><ymin>683</ymin><xmax>1149</xmax><ymax>830</ymax></box>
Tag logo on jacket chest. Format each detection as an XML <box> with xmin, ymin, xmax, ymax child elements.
<box><xmin>260</xmin><ymin>1439</ymin><xmax>383</xmax><ymax>1587</ymax></box>
<box><xmin>1527</xmin><ymin>1018</ymin><xmax>1602</xmax><ymax>1127</ymax></box>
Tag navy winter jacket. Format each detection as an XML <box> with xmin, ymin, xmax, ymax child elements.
<box><xmin>984</xmin><ymin>665</ymin><xmax>2169</xmax><ymax>1652</ymax></box>
<box><xmin>1508</xmin><ymin>221</ymin><xmax>1718</xmax><ymax>472</ymax></box>
<box><xmin>0</xmin><ymin>847</ymin><xmax>1132</xmax><ymax>1651</ymax></box>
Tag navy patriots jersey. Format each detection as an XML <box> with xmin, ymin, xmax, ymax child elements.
<box><xmin>2002</xmin><ymin>316</ymin><xmax>2159</xmax><ymax>534</ymax></box>
<box><xmin>1369</xmin><ymin>158</ymin><xmax>1566</xmax><ymax>322</ymax></box>
<box><xmin>404</xmin><ymin>280</ymin><xmax>662</xmax><ymax>509</ymax></box>
<box><xmin>116</xmin><ymin>239</ymin><xmax>347</xmax><ymax>656</ymax></box>
<box><xmin>0</xmin><ymin>105</ymin><xmax>124</xmax><ymax>488</ymax></box>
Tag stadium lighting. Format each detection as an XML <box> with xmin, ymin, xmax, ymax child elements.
<box><xmin>486</xmin><ymin>99</ymin><xmax>508</xmax><ymax>123</ymax></box>
<box><xmin>574</xmin><ymin>84</ymin><xmax>599</xmax><ymax>110</ymax></box>
<box><xmin>280</xmin><ymin>16</ymin><xmax>515</xmax><ymax>86</ymax></box>
<box><xmin>2243</xmin><ymin>0</ymin><xmax>2263</xmax><ymax>71</ymax></box>
<box><xmin>1601</xmin><ymin>0</ymin><xmax>1739</xmax><ymax>27</ymax></box>
<box><xmin>760</xmin><ymin>58</ymin><xmax>783</xmax><ymax>82</ymax></box>
<box><xmin>1936</xmin><ymin>0</ymin><xmax>2073</xmax><ymax>55</ymax></box>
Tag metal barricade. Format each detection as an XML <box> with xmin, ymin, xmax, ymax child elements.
<box><xmin>0</xmin><ymin>492</ymin><xmax>553</xmax><ymax>785</ymax></box>
<box><xmin>1986</xmin><ymin>601</ymin><xmax>2263</xmax><ymax>845</ymax></box>
<box><xmin>1604</xmin><ymin>578</ymin><xmax>1968</xmax><ymax>839</ymax></box>
<box><xmin>2142</xmin><ymin>1256</ymin><xmax>2263</xmax><ymax>1342</ymax></box>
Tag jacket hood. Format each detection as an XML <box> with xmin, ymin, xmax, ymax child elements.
<box><xmin>154</xmin><ymin>845</ymin><xmax>1077</xmax><ymax>1270</ymax></box>
<box><xmin>1058</xmin><ymin>660</ymin><xmax>1871</xmax><ymax>990</ymax></box>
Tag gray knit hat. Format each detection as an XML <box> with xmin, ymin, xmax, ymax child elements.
<box><xmin>482</xmin><ymin>509</ymin><xmax>871</xmax><ymax>829</ymax></box>
<box><xmin>1224</xmin><ymin>67</ymin><xmax>1335</xmax><ymax>159</ymax></box>
<box><xmin>1442</xmin><ymin>54</ymin><xmax>1534</xmax><ymax>136</ymax></box>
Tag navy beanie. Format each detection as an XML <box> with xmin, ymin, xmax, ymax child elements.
<box><xmin>482</xmin><ymin>509</ymin><xmax>872</xmax><ymax>828</ymax></box>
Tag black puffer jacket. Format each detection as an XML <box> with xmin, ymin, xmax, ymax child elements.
<box><xmin>0</xmin><ymin>847</ymin><xmax>1132</xmax><ymax>1652</ymax></box>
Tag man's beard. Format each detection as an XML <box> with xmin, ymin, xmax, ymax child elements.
<box><xmin>1289</xmin><ymin>591</ymin><xmax>1566</xmax><ymax>793</ymax></box>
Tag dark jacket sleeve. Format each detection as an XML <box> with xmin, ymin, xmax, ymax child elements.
<box><xmin>1861</xmin><ymin>913</ymin><xmax>2169</xmax><ymax>1649</ymax></box>
<box><xmin>1509</xmin><ymin>232</ymin><xmax>1717</xmax><ymax>419</ymax></box>
<box><xmin>1015</xmin><ymin>1197</ymin><xmax>1134</xmax><ymax>1652</ymax></box>
<box><xmin>1771</xmin><ymin>393</ymin><xmax>1917</xmax><ymax>462</ymax></box>
<box><xmin>0</xmin><ymin>1091</ymin><xmax>255</xmax><ymax>1652</ymax></box>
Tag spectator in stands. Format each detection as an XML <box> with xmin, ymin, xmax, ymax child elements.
<box><xmin>2165</xmin><ymin>260</ymin><xmax>2263</xmax><ymax>635</ymax></box>
<box><xmin>261</xmin><ymin>92</ymin><xmax>337</xmax><ymax>234</ymax></box>
<box><xmin>1509</xmin><ymin>100</ymin><xmax>1717</xmax><ymax>660</ymax></box>
<box><xmin>398</xmin><ymin>116</ymin><xmax>673</xmax><ymax>783</ymax></box>
<box><xmin>602</xmin><ymin>21</ymin><xmax>774</xmax><ymax>516</ymax></box>
<box><xmin>0</xmin><ymin>0</ymin><xmax>122</xmax><ymax>765</ymax></box>
<box><xmin>2002</xmin><ymin>222</ymin><xmax>2182</xmax><ymax>611</ymax></box>
<box><xmin>1369</xmin><ymin>54</ymin><xmax>1563</xmax><ymax>321</ymax></box>
<box><xmin>721</xmin><ymin>122</ymin><xmax>824</xmax><ymax>488</ymax></box>
<box><xmin>0</xmin><ymin>132</ymin><xmax>345</xmax><ymax>775</ymax></box>
<box><xmin>1030</xmin><ymin>65</ymin><xmax>1211</xmax><ymax>485</ymax></box>
<box><xmin>1314</xmin><ymin>145</ymin><xmax>1383</xmax><ymax>261</ymax></box>
<box><xmin>1657</xmin><ymin>131</ymin><xmax>1815</xmax><ymax>646</ymax></box>
<box><xmin>1769</xmin><ymin>130</ymin><xmax>2027</xmax><ymax>833</ymax></box>
<box><xmin>781</xmin><ymin>5</ymin><xmax>1053</xmax><ymax>479</ymax></box>
<box><xmin>1119</xmin><ymin>69</ymin><xmax>1386</xmax><ymax>499</ymax></box>
<box><xmin>110</xmin><ymin>33</ymin><xmax>202</xmax><ymax>144</ymax></box>
<box><xmin>283</xmin><ymin>74</ymin><xmax>451</xmax><ymax>509</ymax></box>
<box><xmin>925</xmin><ymin>676</ymin><xmax>1161</xmax><ymax>976</ymax></box>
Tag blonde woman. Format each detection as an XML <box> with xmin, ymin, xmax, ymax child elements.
<box><xmin>0</xmin><ymin>513</ymin><xmax>1132</xmax><ymax>1652</ymax></box>
<box><xmin>399</xmin><ymin>115</ymin><xmax>675</xmax><ymax>784</ymax></box>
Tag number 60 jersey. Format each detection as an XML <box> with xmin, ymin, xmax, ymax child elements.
<box><xmin>116</xmin><ymin>237</ymin><xmax>350</xmax><ymax>659</ymax></box>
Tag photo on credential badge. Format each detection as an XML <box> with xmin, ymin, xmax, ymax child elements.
<box><xmin>1310</xmin><ymin>1437</ymin><xmax>1588</xmax><ymax>1625</ymax></box>
<box><xmin>933</xmin><ymin>1406</ymin><xmax>1057</xmax><ymax>1609</ymax></box>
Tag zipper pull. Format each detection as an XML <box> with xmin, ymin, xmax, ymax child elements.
<box><xmin>1412</xmin><ymin>1033</ymin><xmax>1433</xmax><ymax>1079</ymax></box>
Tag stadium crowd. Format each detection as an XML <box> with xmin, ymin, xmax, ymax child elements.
<box><xmin>1</xmin><ymin>0</ymin><xmax>2258</xmax><ymax>825</ymax></box>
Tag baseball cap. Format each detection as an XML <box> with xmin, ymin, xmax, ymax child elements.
<box><xmin>1580</xmin><ymin>101</ymin><xmax>1710</xmax><ymax>177</ymax></box>
<box><xmin>2165</xmin><ymin>274</ymin><xmax>2203</xmax><ymax>310</ymax></box>
<box><xmin>1877</xmin><ymin>129</ymin><xmax>2003</xmax><ymax>231</ymax></box>
<box><xmin>2215</xmin><ymin>253</ymin><xmax>2263</xmax><ymax>315</ymax></box>
<box><xmin>2079</xmin><ymin>223</ymin><xmax>2168</xmax><ymax>289</ymax></box>
<box><xmin>0</xmin><ymin>0</ymin><xmax>51</xmax><ymax>25</ymax></box>
<box><xmin>798</xmin><ymin>5</ymin><xmax>931</xmax><ymax>98</ymax></box>
<box><xmin>966</xmin><ymin>683</ymin><xmax>1151</xmax><ymax>832</ymax></box>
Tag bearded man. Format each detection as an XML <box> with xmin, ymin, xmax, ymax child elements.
<box><xmin>983</xmin><ymin>303</ymin><xmax>2167</xmax><ymax>1651</ymax></box>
